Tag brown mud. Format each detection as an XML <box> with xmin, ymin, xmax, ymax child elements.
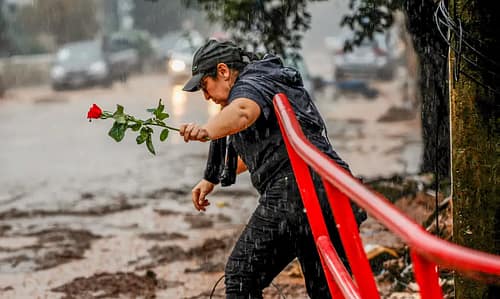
<box><xmin>1</xmin><ymin>73</ymin><xmax>423</xmax><ymax>298</ymax></box>
<box><xmin>51</xmin><ymin>270</ymin><xmax>180</xmax><ymax>299</ymax></box>
<box><xmin>0</xmin><ymin>229</ymin><xmax>100</xmax><ymax>272</ymax></box>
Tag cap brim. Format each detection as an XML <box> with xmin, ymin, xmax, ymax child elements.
<box><xmin>182</xmin><ymin>73</ymin><xmax>204</xmax><ymax>92</ymax></box>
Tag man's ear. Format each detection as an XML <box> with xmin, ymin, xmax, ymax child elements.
<box><xmin>217</xmin><ymin>63</ymin><xmax>230</xmax><ymax>80</ymax></box>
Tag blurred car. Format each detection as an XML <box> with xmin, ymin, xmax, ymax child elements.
<box><xmin>327</xmin><ymin>32</ymin><xmax>397</xmax><ymax>81</ymax></box>
<box><xmin>109</xmin><ymin>30</ymin><xmax>155</xmax><ymax>72</ymax></box>
<box><xmin>50</xmin><ymin>40</ymin><xmax>138</xmax><ymax>90</ymax></box>
<box><xmin>157</xmin><ymin>30</ymin><xmax>184</xmax><ymax>61</ymax></box>
<box><xmin>166</xmin><ymin>31</ymin><xmax>204</xmax><ymax>82</ymax></box>
<box><xmin>105</xmin><ymin>35</ymin><xmax>141</xmax><ymax>75</ymax></box>
<box><xmin>51</xmin><ymin>40</ymin><xmax>112</xmax><ymax>90</ymax></box>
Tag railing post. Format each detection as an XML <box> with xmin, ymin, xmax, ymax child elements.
<box><xmin>275</xmin><ymin>98</ymin><xmax>344</xmax><ymax>298</ymax></box>
<box><xmin>317</xmin><ymin>236</ymin><xmax>362</xmax><ymax>299</ymax></box>
<box><xmin>273</xmin><ymin>92</ymin><xmax>500</xmax><ymax>299</ymax></box>
<box><xmin>323</xmin><ymin>181</ymin><xmax>380</xmax><ymax>299</ymax></box>
<box><xmin>411</xmin><ymin>250</ymin><xmax>443</xmax><ymax>299</ymax></box>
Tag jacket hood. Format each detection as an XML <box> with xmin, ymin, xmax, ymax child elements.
<box><xmin>240</xmin><ymin>54</ymin><xmax>304</xmax><ymax>87</ymax></box>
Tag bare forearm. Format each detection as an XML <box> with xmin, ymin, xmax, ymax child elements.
<box><xmin>203</xmin><ymin>98</ymin><xmax>260</xmax><ymax>140</ymax></box>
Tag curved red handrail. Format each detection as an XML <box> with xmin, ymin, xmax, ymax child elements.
<box><xmin>273</xmin><ymin>92</ymin><xmax>500</xmax><ymax>282</ymax></box>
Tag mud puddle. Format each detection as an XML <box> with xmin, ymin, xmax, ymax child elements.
<box><xmin>0</xmin><ymin>228</ymin><xmax>100</xmax><ymax>272</ymax></box>
<box><xmin>51</xmin><ymin>270</ymin><xmax>181</xmax><ymax>299</ymax></box>
<box><xmin>130</xmin><ymin>234</ymin><xmax>235</xmax><ymax>271</ymax></box>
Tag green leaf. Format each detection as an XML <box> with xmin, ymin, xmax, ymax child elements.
<box><xmin>136</xmin><ymin>134</ymin><xmax>147</xmax><ymax>144</ymax></box>
<box><xmin>115</xmin><ymin>104</ymin><xmax>124</xmax><ymax>115</ymax></box>
<box><xmin>157</xmin><ymin>112</ymin><xmax>169</xmax><ymax>120</ymax></box>
<box><xmin>146</xmin><ymin>135</ymin><xmax>156</xmax><ymax>155</ymax></box>
<box><xmin>113</xmin><ymin>104</ymin><xmax>126</xmax><ymax>124</ymax></box>
<box><xmin>130</xmin><ymin>122</ymin><xmax>142</xmax><ymax>131</ymax></box>
<box><xmin>146</xmin><ymin>108</ymin><xmax>156</xmax><ymax>113</ymax></box>
<box><xmin>156</xmin><ymin>99</ymin><xmax>164</xmax><ymax>114</ymax></box>
<box><xmin>108</xmin><ymin>121</ymin><xmax>127</xmax><ymax>142</ymax></box>
<box><xmin>160</xmin><ymin>128</ymin><xmax>169</xmax><ymax>141</ymax></box>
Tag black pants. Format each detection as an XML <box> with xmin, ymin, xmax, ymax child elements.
<box><xmin>225</xmin><ymin>171</ymin><xmax>350</xmax><ymax>299</ymax></box>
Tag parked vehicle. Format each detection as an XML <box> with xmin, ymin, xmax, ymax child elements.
<box><xmin>50</xmin><ymin>40</ymin><xmax>138</xmax><ymax>90</ymax></box>
<box><xmin>327</xmin><ymin>32</ymin><xmax>397</xmax><ymax>81</ymax></box>
<box><xmin>109</xmin><ymin>30</ymin><xmax>155</xmax><ymax>72</ymax></box>
<box><xmin>157</xmin><ymin>30</ymin><xmax>184</xmax><ymax>62</ymax></box>
<box><xmin>105</xmin><ymin>36</ymin><xmax>141</xmax><ymax>76</ymax></box>
<box><xmin>165</xmin><ymin>31</ymin><xmax>204</xmax><ymax>82</ymax></box>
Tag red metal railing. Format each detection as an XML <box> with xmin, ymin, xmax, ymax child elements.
<box><xmin>273</xmin><ymin>93</ymin><xmax>500</xmax><ymax>298</ymax></box>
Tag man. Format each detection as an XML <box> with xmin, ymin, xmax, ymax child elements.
<box><xmin>179</xmin><ymin>39</ymin><xmax>364</xmax><ymax>298</ymax></box>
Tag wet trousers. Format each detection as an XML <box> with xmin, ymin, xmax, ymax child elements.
<box><xmin>224</xmin><ymin>171</ymin><xmax>349</xmax><ymax>299</ymax></box>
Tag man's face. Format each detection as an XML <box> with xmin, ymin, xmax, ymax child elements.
<box><xmin>199</xmin><ymin>64</ymin><xmax>232</xmax><ymax>106</ymax></box>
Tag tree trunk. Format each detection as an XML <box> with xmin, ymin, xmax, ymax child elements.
<box><xmin>448</xmin><ymin>1</ymin><xmax>500</xmax><ymax>298</ymax></box>
<box><xmin>402</xmin><ymin>0</ymin><xmax>450</xmax><ymax>181</ymax></box>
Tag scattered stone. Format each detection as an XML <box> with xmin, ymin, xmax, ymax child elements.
<box><xmin>51</xmin><ymin>270</ymin><xmax>177</xmax><ymax>299</ymax></box>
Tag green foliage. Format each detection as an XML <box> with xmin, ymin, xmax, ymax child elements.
<box><xmin>340</xmin><ymin>0</ymin><xmax>403</xmax><ymax>51</ymax></box>
<box><xmin>181</xmin><ymin>0</ymin><xmax>406</xmax><ymax>55</ymax></box>
<box><xmin>100</xmin><ymin>99</ymin><xmax>177</xmax><ymax>155</ymax></box>
<box><xmin>183</xmin><ymin>0</ymin><xmax>324</xmax><ymax>58</ymax></box>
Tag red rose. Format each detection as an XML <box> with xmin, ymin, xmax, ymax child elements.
<box><xmin>87</xmin><ymin>104</ymin><xmax>102</xmax><ymax>119</ymax></box>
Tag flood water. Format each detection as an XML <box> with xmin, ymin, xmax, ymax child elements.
<box><xmin>0</xmin><ymin>67</ymin><xmax>421</xmax><ymax>298</ymax></box>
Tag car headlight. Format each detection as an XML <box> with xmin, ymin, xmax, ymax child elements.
<box><xmin>169</xmin><ymin>59</ymin><xmax>186</xmax><ymax>72</ymax></box>
<box><xmin>88</xmin><ymin>61</ymin><xmax>108</xmax><ymax>76</ymax></box>
<box><xmin>51</xmin><ymin>66</ymin><xmax>65</xmax><ymax>79</ymax></box>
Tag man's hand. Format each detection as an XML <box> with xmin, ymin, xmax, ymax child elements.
<box><xmin>192</xmin><ymin>179</ymin><xmax>215</xmax><ymax>211</ymax></box>
<box><xmin>179</xmin><ymin>123</ymin><xmax>209</xmax><ymax>142</ymax></box>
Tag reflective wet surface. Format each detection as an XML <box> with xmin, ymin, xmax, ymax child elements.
<box><xmin>0</xmin><ymin>68</ymin><xmax>421</xmax><ymax>297</ymax></box>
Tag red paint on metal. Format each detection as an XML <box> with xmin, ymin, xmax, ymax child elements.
<box><xmin>273</xmin><ymin>93</ymin><xmax>500</xmax><ymax>299</ymax></box>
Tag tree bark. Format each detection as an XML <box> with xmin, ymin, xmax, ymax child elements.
<box><xmin>448</xmin><ymin>1</ymin><xmax>500</xmax><ymax>298</ymax></box>
<box><xmin>402</xmin><ymin>0</ymin><xmax>450</xmax><ymax>181</ymax></box>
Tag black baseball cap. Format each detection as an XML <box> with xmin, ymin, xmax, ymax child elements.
<box><xmin>182</xmin><ymin>39</ymin><xmax>244</xmax><ymax>92</ymax></box>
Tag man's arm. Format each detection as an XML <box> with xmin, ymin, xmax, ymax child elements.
<box><xmin>180</xmin><ymin>98</ymin><xmax>261</xmax><ymax>142</ymax></box>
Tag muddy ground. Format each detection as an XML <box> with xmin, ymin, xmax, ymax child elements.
<box><xmin>0</xmin><ymin>68</ymin><xmax>424</xmax><ymax>298</ymax></box>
